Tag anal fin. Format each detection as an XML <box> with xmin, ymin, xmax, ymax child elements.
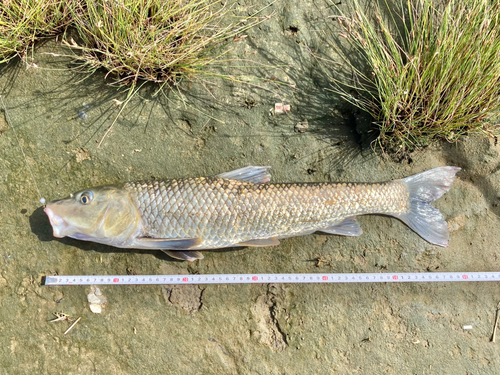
<box><xmin>162</xmin><ymin>250</ymin><xmax>204</xmax><ymax>262</ymax></box>
<box><xmin>318</xmin><ymin>217</ymin><xmax>363</xmax><ymax>236</ymax></box>
<box><xmin>237</xmin><ymin>238</ymin><xmax>280</xmax><ymax>247</ymax></box>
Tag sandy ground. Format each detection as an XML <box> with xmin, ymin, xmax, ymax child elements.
<box><xmin>1</xmin><ymin>1</ymin><xmax>500</xmax><ymax>374</ymax></box>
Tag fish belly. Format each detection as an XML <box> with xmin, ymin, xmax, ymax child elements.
<box><xmin>124</xmin><ymin>178</ymin><xmax>409</xmax><ymax>249</ymax></box>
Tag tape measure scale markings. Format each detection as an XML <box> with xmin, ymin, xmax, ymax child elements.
<box><xmin>42</xmin><ymin>272</ymin><xmax>500</xmax><ymax>286</ymax></box>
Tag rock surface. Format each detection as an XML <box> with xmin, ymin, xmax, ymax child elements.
<box><xmin>0</xmin><ymin>1</ymin><xmax>499</xmax><ymax>373</ymax></box>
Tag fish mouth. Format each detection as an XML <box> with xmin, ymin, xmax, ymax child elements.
<box><xmin>44</xmin><ymin>206</ymin><xmax>70</xmax><ymax>238</ymax></box>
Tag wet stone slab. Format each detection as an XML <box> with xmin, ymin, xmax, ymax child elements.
<box><xmin>0</xmin><ymin>0</ymin><xmax>500</xmax><ymax>373</ymax></box>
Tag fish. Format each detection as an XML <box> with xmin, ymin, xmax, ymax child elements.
<box><xmin>44</xmin><ymin>165</ymin><xmax>460</xmax><ymax>261</ymax></box>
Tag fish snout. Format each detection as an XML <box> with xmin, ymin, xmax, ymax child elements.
<box><xmin>44</xmin><ymin>206</ymin><xmax>68</xmax><ymax>238</ymax></box>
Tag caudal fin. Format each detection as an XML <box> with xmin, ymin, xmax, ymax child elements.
<box><xmin>395</xmin><ymin>166</ymin><xmax>460</xmax><ymax>247</ymax></box>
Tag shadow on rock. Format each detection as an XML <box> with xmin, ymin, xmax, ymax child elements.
<box><xmin>152</xmin><ymin>1</ymin><xmax>380</xmax><ymax>173</ymax></box>
<box><xmin>30</xmin><ymin>206</ymin><xmax>54</xmax><ymax>242</ymax></box>
<box><xmin>247</xmin><ymin>1</ymin><xmax>378</xmax><ymax>169</ymax></box>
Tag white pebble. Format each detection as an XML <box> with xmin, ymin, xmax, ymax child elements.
<box><xmin>87</xmin><ymin>285</ymin><xmax>107</xmax><ymax>314</ymax></box>
<box><xmin>87</xmin><ymin>294</ymin><xmax>101</xmax><ymax>304</ymax></box>
<box><xmin>89</xmin><ymin>304</ymin><xmax>102</xmax><ymax>314</ymax></box>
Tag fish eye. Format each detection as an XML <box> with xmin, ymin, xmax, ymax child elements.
<box><xmin>79</xmin><ymin>191</ymin><xmax>93</xmax><ymax>205</ymax></box>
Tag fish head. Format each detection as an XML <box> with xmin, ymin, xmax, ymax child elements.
<box><xmin>44</xmin><ymin>186</ymin><xmax>140</xmax><ymax>245</ymax></box>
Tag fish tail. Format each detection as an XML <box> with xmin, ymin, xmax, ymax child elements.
<box><xmin>395</xmin><ymin>166</ymin><xmax>461</xmax><ymax>247</ymax></box>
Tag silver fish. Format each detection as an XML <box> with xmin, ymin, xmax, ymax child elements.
<box><xmin>45</xmin><ymin>166</ymin><xmax>460</xmax><ymax>261</ymax></box>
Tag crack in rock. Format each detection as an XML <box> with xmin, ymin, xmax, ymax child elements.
<box><xmin>251</xmin><ymin>284</ymin><xmax>289</xmax><ymax>351</ymax></box>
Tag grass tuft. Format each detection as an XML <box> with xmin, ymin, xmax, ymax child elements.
<box><xmin>67</xmin><ymin>0</ymin><xmax>267</xmax><ymax>86</ymax></box>
<box><xmin>332</xmin><ymin>0</ymin><xmax>500</xmax><ymax>155</ymax></box>
<box><xmin>1</xmin><ymin>0</ymin><xmax>271</xmax><ymax>87</ymax></box>
<box><xmin>0</xmin><ymin>0</ymin><xmax>72</xmax><ymax>63</ymax></box>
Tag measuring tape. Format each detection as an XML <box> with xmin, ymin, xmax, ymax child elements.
<box><xmin>43</xmin><ymin>271</ymin><xmax>500</xmax><ymax>286</ymax></box>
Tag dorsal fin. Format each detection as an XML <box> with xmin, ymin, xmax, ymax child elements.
<box><xmin>216</xmin><ymin>166</ymin><xmax>271</xmax><ymax>184</ymax></box>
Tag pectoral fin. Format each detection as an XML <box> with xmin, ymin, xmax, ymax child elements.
<box><xmin>237</xmin><ymin>238</ymin><xmax>280</xmax><ymax>247</ymax></box>
<box><xmin>161</xmin><ymin>250</ymin><xmax>204</xmax><ymax>261</ymax></box>
<box><xmin>318</xmin><ymin>217</ymin><xmax>363</xmax><ymax>236</ymax></box>
<box><xmin>134</xmin><ymin>237</ymin><xmax>202</xmax><ymax>250</ymax></box>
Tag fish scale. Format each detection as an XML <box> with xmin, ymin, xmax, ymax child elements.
<box><xmin>123</xmin><ymin>177</ymin><xmax>410</xmax><ymax>250</ymax></box>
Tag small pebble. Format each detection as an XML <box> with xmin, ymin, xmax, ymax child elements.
<box><xmin>89</xmin><ymin>304</ymin><xmax>102</xmax><ymax>314</ymax></box>
<box><xmin>78</xmin><ymin>110</ymin><xmax>88</xmax><ymax>120</ymax></box>
<box><xmin>294</xmin><ymin>120</ymin><xmax>309</xmax><ymax>133</ymax></box>
<box><xmin>87</xmin><ymin>285</ymin><xmax>107</xmax><ymax>314</ymax></box>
